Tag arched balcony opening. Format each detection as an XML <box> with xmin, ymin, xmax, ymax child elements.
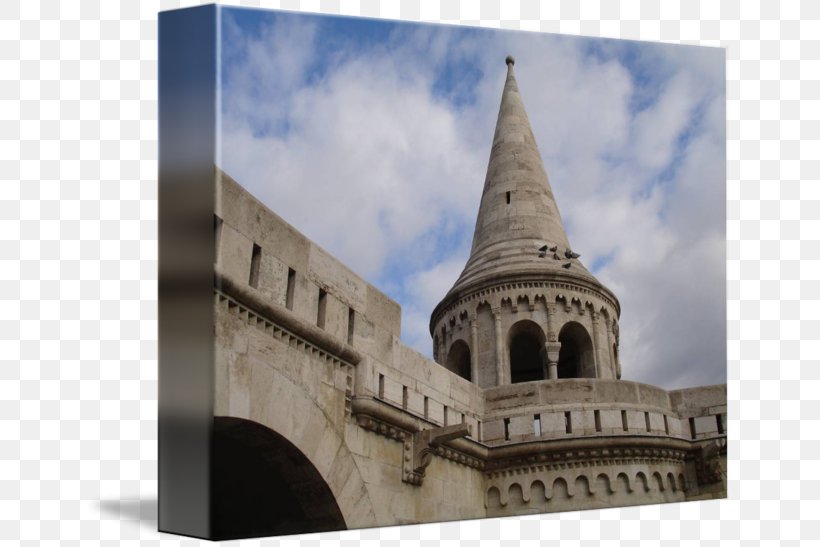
<box><xmin>507</xmin><ymin>320</ymin><xmax>547</xmax><ymax>384</ymax></box>
<box><xmin>445</xmin><ymin>339</ymin><xmax>471</xmax><ymax>381</ymax></box>
<box><xmin>557</xmin><ymin>321</ymin><xmax>595</xmax><ymax>378</ymax></box>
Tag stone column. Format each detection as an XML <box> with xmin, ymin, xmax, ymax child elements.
<box><xmin>492</xmin><ymin>308</ymin><xmax>506</xmax><ymax>385</ymax></box>
<box><xmin>544</xmin><ymin>342</ymin><xmax>561</xmax><ymax>379</ymax></box>
<box><xmin>545</xmin><ymin>302</ymin><xmax>558</xmax><ymax>343</ymax></box>
<box><xmin>438</xmin><ymin>327</ymin><xmax>447</xmax><ymax>365</ymax></box>
<box><xmin>469</xmin><ymin>315</ymin><xmax>479</xmax><ymax>385</ymax></box>
<box><xmin>591</xmin><ymin>311</ymin><xmax>606</xmax><ymax>379</ymax></box>
<box><xmin>612</xmin><ymin>319</ymin><xmax>622</xmax><ymax>379</ymax></box>
<box><xmin>602</xmin><ymin>320</ymin><xmax>618</xmax><ymax>378</ymax></box>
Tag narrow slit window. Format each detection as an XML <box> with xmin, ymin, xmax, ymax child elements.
<box><xmin>214</xmin><ymin>215</ymin><xmax>223</xmax><ymax>264</ymax></box>
<box><xmin>286</xmin><ymin>268</ymin><xmax>296</xmax><ymax>310</ymax></box>
<box><xmin>506</xmin><ymin>191</ymin><xmax>511</xmax><ymax>204</ymax></box>
<box><xmin>594</xmin><ymin>410</ymin><xmax>602</xmax><ymax>432</ymax></box>
<box><xmin>461</xmin><ymin>413</ymin><xmax>465</xmax><ymax>424</ymax></box>
<box><xmin>347</xmin><ymin>308</ymin><xmax>355</xmax><ymax>344</ymax></box>
<box><xmin>716</xmin><ymin>414</ymin><xmax>724</xmax><ymax>435</ymax></box>
<box><xmin>443</xmin><ymin>405</ymin><xmax>448</xmax><ymax>426</ymax></box>
<box><xmin>503</xmin><ymin>418</ymin><xmax>510</xmax><ymax>441</ymax></box>
<box><xmin>689</xmin><ymin>417</ymin><xmax>697</xmax><ymax>439</ymax></box>
<box><xmin>402</xmin><ymin>386</ymin><xmax>408</xmax><ymax>409</ymax></box>
<box><xmin>477</xmin><ymin>420</ymin><xmax>482</xmax><ymax>441</ymax></box>
<box><xmin>645</xmin><ymin>412</ymin><xmax>651</xmax><ymax>432</ymax></box>
<box><xmin>317</xmin><ymin>289</ymin><xmax>327</xmax><ymax>328</ymax></box>
<box><xmin>378</xmin><ymin>374</ymin><xmax>384</xmax><ymax>399</ymax></box>
<box><xmin>534</xmin><ymin>414</ymin><xmax>542</xmax><ymax>437</ymax></box>
<box><xmin>249</xmin><ymin>243</ymin><xmax>261</xmax><ymax>288</ymax></box>
<box><xmin>423</xmin><ymin>396</ymin><xmax>429</xmax><ymax>419</ymax></box>
<box><xmin>564</xmin><ymin>411</ymin><xmax>572</xmax><ymax>434</ymax></box>
<box><xmin>664</xmin><ymin>414</ymin><xmax>669</xmax><ymax>435</ymax></box>
<box><xmin>621</xmin><ymin>410</ymin><xmax>628</xmax><ymax>431</ymax></box>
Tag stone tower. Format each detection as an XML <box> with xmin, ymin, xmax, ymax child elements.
<box><xmin>430</xmin><ymin>56</ymin><xmax>622</xmax><ymax>387</ymax></box>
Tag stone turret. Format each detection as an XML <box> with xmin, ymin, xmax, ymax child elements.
<box><xmin>430</xmin><ymin>57</ymin><xmax>622</xmax><ymax>388</ymax></box>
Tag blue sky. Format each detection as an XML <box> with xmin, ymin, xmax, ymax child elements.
<box><xmin>217</xmin><ymin>7</ymin><xmax>726</xmax><ymax>390</ymax></box>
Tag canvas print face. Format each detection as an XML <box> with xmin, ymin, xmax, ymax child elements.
<box><xmin>207</xmin><ymin>6</ymin><xmax>725</xmax><ymax>539</ymax></box>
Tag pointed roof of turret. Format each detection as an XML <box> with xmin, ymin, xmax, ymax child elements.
<box><xmin>432</xmin><ymin>57</ymin><xmax>611</xmax><ymax>319</ymax></box>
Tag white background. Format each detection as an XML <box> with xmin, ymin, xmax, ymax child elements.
<box><xmin>0</xmin><ymin>0</ymin><xmax>817</xmax><ymax>544</ymax></box>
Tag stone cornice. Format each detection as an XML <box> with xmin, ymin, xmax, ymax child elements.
<box><xmin>352</xmin><ymin>396</ymin><xmax>722</xmax><ymax>478</ymax></box>
<box><xmin>215</xmin><ymin>267</ymin><xmax>362</xmax><ymax>366</ymax></box>
<box><xmin>430</xmin><ymin>272</ymin><xmax>621</xmax><ymax>335</ymax></box>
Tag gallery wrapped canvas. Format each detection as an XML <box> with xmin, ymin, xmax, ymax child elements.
<box><xmin>159</xmin><ymin>5</ymin><xmax>726</xmax><ymax>540</ymax></box>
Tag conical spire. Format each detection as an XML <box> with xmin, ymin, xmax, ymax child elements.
<box><xmin>441</xmin><ymin>56</ymin><xmax>600</xmax><ymax>300</ymax></box>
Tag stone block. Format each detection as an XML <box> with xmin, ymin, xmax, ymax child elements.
<box><xmin>291</xmin><ymin>271</ymin><xmax>319</xmax><ymax>324</ymax></box>
<box><xmin>666</xmin><ymin>415</ymin><xmax>684</xmax><ymax>437</ymax></box>
<box><xmin>669</xmin><ymin>384</ymin><xmax>727</xmax><ymax>415</ymax></box>
<box><xmin>228</xmin><ymin>352</ymin><xmax>250</xmax><ymax>419</ymax></box>
<box><xmin>694</xmin><ymin>415</ymin><xmax>719</xmax><ymax>438</ymax></box>
<box><xmin>381</xmin><ymin>376</ymin><xmax>404</xmax><ymax>408</ymax></box>
<box><xmin>508</xmin><ymin>414</ymin><xmax>533</xmax><ymax>438</ymax></box>
<box><xmin>482</xmin><ymin>419</ymin><xmax>505</xmax><ymax>441</ymax></box>
<box><xmin>592</xmin><ymin>380</ymin><xmax>639</xmax><ymax>406</ymax></box>
<box><xmin>320</xmin><ymin>291</ymin><xmax>348</xmax><ymax>341</ymax></box>
<box><xmin>405</xmin><ymin>388</ymin><xmax>424</xmax><ymax>416</ymax></box>
<box><xmin>708</xmin><ymin>404</ymin><xmax>727</xmax><ymax>415</ymax></box>
<box><xmin>353</xmin><ymin>315</ymin><xmax>394</xmax><ymax>366</ymax></box>
<box><xmin>217</xmin><ymin>222</ymin><xmax>253</xmax><ymax>283</ymax></box>
<box><xmin>573</xmin><ymin>409</ymin><xmax>596</xmax><ymax>435</ymax></box>
<box><xmin>427</xmin><ymin>398</ymin><xmax>444</xmax><ymax>425</ymax></box>
<box><xmin>541</xmin><ymin>411</ymin><xmax>567</xmax><ymax>438</ymax></box>
<box><xmin>257</xmin><ymin>253</ymin><xmax>288</xmax><ymax>307</ymax></box>
<box><xmin>635</xmin><ymin>382</ymin><xmax>670</xmax><ymax>409</ymax></box>
<box><xmin>599</xmin><ymin>409</ymin><xmax>624</xmax><ymax>433</ymax></box>
<box><xmin>625</xmin><ymin>410</ymin><xmax>645</xmax><ymax>433</ymax></box>
<box><xmin>366</xmin><ymin>285</ymin><xmax>401</xmax><ymax>338</ymax></box>
<box><xmin>649</xmin><ymin>412</ymin><xmax>666</xmax><ymax>433</ymax></box>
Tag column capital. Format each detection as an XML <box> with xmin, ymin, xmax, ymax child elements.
<box><xmin>544</xmin><ymin>342</ymin><xmax>562</xmax><ymax>363</ymax></box>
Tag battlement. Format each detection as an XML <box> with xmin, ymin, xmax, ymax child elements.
<box><xmin>216</xmin><ymin>169</ymin><xmax>401</xmax><ymax>350</ymax></box>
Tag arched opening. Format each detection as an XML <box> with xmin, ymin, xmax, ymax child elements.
<box><xmin>212</xmin><ymin>417</ymin><xmax>346</xmax><ymax>539</ymax></box>
<box><xmin>445</xmin><ymin>340</ymin><xmax>471</xmax><ymax>381</ymax></box>
<box><xmin>557</xmin><ymin>321</ymin><xmax>595</xmax><ymax>378</ymax></box>
<box><xmin>508</xmin><ymin>320</ymin><xmax>547</xmax><ymax>383</ymax></box>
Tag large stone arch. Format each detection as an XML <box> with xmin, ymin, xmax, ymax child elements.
<box><xmin>212</xmin><ymin>416</ymin><xmax>347</xmax><ymax>539</ymax></box>
<box><xmin>218</xmin><ymin>355</ymin><xmax>378</xmax><ymax>531</ymax></box>
<box><xmin>557</xmin><ymin>321</ymin><xmax>595</xmax><ymax>378</ymax></box>
<box><xmin>507</xmin><ymin>319</ymin><xmax>547</xmax><ymax>383</ymax></box>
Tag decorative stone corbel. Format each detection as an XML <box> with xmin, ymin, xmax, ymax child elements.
<box><xmin>403</xmin><ymin>423</ymin><xmax>471</xmax><ymax>485</ymax></box>
<box><xmin>695</xmin><ymin>438</ymin><xmax>727</xmax><ymax>485</ymax></box>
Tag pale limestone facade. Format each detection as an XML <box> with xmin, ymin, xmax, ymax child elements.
<box><xmin>212</xmin><ymin>58</ymin><xmax>726</xmax><ymax>533</ymax></box>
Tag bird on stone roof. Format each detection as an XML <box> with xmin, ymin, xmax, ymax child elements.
<box><xmin>552</xmin><ymin>253</ymin><xmax>562</xmax><ymax>260</ymax></box>
<box><xmin>549</xmin><ymin>245</ymin><xmax>558</xmax><ymax>252</ymax></box>
<box><xmin>538</xmin><ymin>244</ymin><xmax>548</xmax><ymax>252</ymax></box>
<box><xmin>562</xmin><ymin>262</ymin><xmax>572</xmax><ymax>269</ymax></box>
<box><xmin>564</xmin><ymin>249</ymin><xmax>581</xmax><ymax>259</ymax></box>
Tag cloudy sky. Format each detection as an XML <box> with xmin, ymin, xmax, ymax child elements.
<box><xmin>216</xmin><ymin>8</ymin><xmax>725</xmax><ymax>390</ymax></box>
